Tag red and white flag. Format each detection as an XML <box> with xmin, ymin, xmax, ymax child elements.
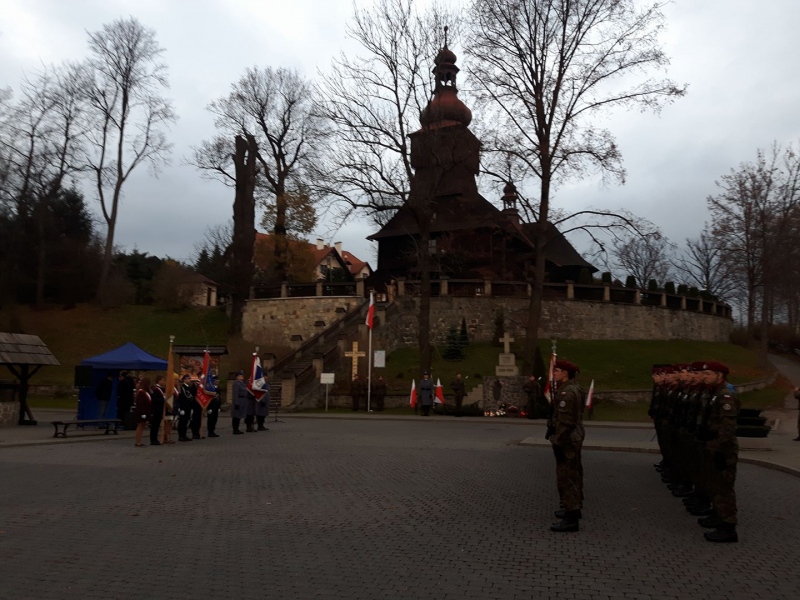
<box><xmin>543</xmin><ymin>352</ymin><xmax>556</xmax><ymax>403</ymax></box>
<box><xmin>434</xmin><ymin>378</ymin><xmax>445</xmax><ymax>406</ymax></box>
<box><xmin>365</xmin><ymin>292</ymin><xmax>375</xmax><ymax>329</ymax></box>
<box><xmin>586</xmin><ymin>379</ymin><xmax>595</xmax><ymax>410</ymax></box>
<box><xmin>409</xmin><ymin>379</ymin><xmax>417</xmax><ymax>409</ymax></box>
<box><xmin>195</xmin><ymin>350</ymin><xmax>213</xmax><ymax>409</ymax></box>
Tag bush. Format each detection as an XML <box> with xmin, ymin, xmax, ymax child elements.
<box><xmin>443</xmin><ymin>326</ymin><xmax>464</xmax><ymax>360</ymax></box>
<box><xmin>625</xmin><ymin>275</ymin><xmax>637</xmax><ymax>288</ymax></box>
<box><xmin>459</xmin><ymin>317</ymin><xmax>469</xmax><ymax>351</ymax></box>
<box><xmin>601</xmin><ymin>272</ymin><xmax>612</xmax><ymax>284</ymax></box>
<box><xmin>664</xmin><ymin>282</ymin><xmax>676</xmax><ymax>294</ymax></box>
<box><xmin>647</xmin><ymin>279</ymin><xmax>659</xmax><ymax>291</ymax></box>
<box><xmin>492</xmin><ymin>309</ymin><xmax>504</xmax><ymax>347</ymax></box>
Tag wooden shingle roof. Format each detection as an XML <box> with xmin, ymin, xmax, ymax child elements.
<box><xmin>0</xmin><ymin>333</ymin><xmax>60</xmax><ymax>366</ymax></box>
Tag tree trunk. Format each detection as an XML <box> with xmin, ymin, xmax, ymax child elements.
<box><xmin>274</xmin><ymin>190</ymin><xmax>288</xmax><ymax>283</ymax></box>
<box><xmin>523</xmin><ymin>168</ymin><xmax>551</xmax><ymax>375</ymax></box>
<box><xmin>35</xmin><ymin>209</ymin><xmax>46</xmax><ymax>308</ymax></box>
<box><xmin>759</xmin><ymin>285</ymin><xmax>770</xmax><ymax>366</ymax></box>
<box><xmin>229</xmin><ymin>134</ymin><xmax>258</xmax><ymax>336</ymax></box>
<box><xmin>418</xmin><ymin>222</ymin><xmax>432</xmax><ymax>376</ymax></box>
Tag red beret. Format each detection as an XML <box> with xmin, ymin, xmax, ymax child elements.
<box><xmin>554</xmin><ymin>359</ymin><xmax>579</xmax><ymax>373</ymax></box>
<box><xmin>698</xmin><ymin>361</ymin><xmax>729</xmax><ymax>375</ymax></box>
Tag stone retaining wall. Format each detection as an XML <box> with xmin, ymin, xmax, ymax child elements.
<box><xmin>242</xmin><ymin>297</ymin><xmax>362</xmax><ymax>346</ymax></box>
<box><xmin>374</xmin><ymin>296</ymin><xmax>731</xmax><ymax>352</ymax></box>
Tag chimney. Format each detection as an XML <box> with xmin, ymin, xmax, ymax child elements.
<box><xmin>316</xmin><ymin>238</ymin><xmax>324</xmax><ymax>250</ymax></box>
<box><xmin>334</xmin><ymin>241</ymin><xmax>342</xmax><ymax>255</ymax></box>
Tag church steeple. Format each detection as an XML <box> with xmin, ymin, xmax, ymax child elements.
<box><xmin>419</xmin><ymin>28</ymin><xmax>472</xmax><ymax>129</ymax></box>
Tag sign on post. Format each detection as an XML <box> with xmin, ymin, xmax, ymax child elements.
<box><xmin>373</xmin><ymin>350</ymin><xmax>386</xmax><ymax>368</ymax></box>
<box><xmin>320</xmin><ymin>373</ymin><xmax>335</xmax><ymax>411</ymax></box>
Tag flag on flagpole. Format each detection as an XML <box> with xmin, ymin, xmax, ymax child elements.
<box><xmin>164</xmin><ymin>336</ymin><xmax>175</xmax><ymax>410</ymax></box>
<box><xmin>409</xmin><ymin>379</ymin><xmax>417</xmax><ymax>409</ymax></box>
<box><xmin>434</xmin><ymin>378</ymin><xmax>445</xmax><ymax>406</ymax></box>
<box><xmin>196</xmin><ymin>350</ymin><xmax>214</xmax><ymax>409</ymax></box>
<box><xmin>365</xmin><ymin>291</ymin><xmax>375</xmax><ymax>329</ymax></box>
<box><xmin>247</xmin><ymin>353</ymin><xmax>267</xmax><ymax>400</ymax></box>
<box><xmin>543</xmin><ymin>352</ymin><xmax>556</xmax><ymax>403</ymax></box>
<box><xmin>585</xmin><ymin>379</ymin><xmax>595</xmax><ymax>410</ymax></box>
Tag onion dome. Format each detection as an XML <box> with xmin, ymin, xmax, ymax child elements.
<box><xmin>419</xmin><ymin>43</ymin><xmax>472</xmax><ymax>128</ymax></box>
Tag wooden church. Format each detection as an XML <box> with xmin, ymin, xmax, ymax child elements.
<box><xmin>368</xmin><ymin>41</ymin><xmax>595</xmax><ymax>285</ymax></box>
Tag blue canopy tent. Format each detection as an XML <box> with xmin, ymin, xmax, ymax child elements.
<box><xmin>78</xmin><ymin>343</ymin><xmax>168</xmax><ymax>420</ymax></box>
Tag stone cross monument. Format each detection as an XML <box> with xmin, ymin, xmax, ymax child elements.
<box><xmin>495</xmin><ymin>332</ymin><xmax>519</xmax><ymax>376</ymax></box>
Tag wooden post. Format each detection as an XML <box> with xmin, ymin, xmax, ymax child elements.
<box><xmin>484</xmin><ymin>279</ymin><xmax>492</xmax><ymax>297</ymax></box>
<box><xmin>566</xmin><ymin>281</ymin><xmax>574</xmax><ymax>300</ymax></box>
<box><xmin>603</xmin><ymin>284</ymin><xmax>610</xmax><ymax>302</ymax></box>
<box><xmin>281</xmin><ymin>281</ymin><xmax>288</xmax><ymax>298</ymax></box>
<box><xmin>440</xmin><ymin>276</ymin><xmax>449</xmax><ymax>296</ymax></box>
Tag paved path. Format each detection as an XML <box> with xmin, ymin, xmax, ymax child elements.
<box><xmin>1</xmin><ymin>418</ymin><xmax>800</xmax><ymax>600</ymax></box>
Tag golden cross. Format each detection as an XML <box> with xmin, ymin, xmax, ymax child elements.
<box><xmin>344</xmin><ymin>341</ymin><xmax>366</xmax><ymax>379</ymax></box>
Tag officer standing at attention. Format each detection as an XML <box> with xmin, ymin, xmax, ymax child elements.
<box><xmin>372</xmin><ymin>375</ymin><xmax>387</xmax><ymax>412</ymax></box>
<box><xmin>419</xmin><ymin>372</ymin><xmax>434</xmax><ymax>416</ymax></box>
<box><xmin>547</xmin><ymin>360</ymin><xmax>586</xmax><ymax>533</ymax></box>
<box><xmin>231</xmin><ymin>371</ymin><xmax>248</xmax><ymax>435</ymax></box>
<box><xmin>451</xmin><ymin>372</ymin><xmax>466</xmax><ymax>416</ymax></box>
<box><xmin>696</xmin><ymin>361</ymin><xmax>740</xmax><ymax>543</ymax></box>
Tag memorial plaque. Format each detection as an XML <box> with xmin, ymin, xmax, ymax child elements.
<box><xmin>498</xmin><ymin>353</ymin><xmax>516</xmax><ymax>366</ymax></box>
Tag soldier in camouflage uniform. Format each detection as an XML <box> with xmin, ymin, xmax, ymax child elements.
<box><xmin>547</xmin><ymin>360</ymin><xmax>586</xmax><ymax>533</ymax></box>
<box><xmin>695</xmin><ymin>361</ymin><xmax>740</xmax><ymax>543</ymax></box>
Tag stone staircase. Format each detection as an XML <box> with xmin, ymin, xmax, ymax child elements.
<box><xmin>265</xmin><ymin>298</ymin><xmax>370</xmax><ymax>410</ymax></box>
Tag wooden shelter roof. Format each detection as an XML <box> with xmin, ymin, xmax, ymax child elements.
<box><xmin>0</xmin><ymin>333</ymin><xmax>60</xmax><ymax>366</ymax></box>
<box><xmin>173</xmin><ymin>345</ymin><xmax>228</xmax><ymax>356</ymax></box>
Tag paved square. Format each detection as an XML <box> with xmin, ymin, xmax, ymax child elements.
<box><xmin>1</xmin><ymin>419</ymin><xmax>799</xmax><ymax>599</ymax></box>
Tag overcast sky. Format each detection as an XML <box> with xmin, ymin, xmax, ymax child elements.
<box><xmin>2</xmin><ymin>0</ymin><xmax>799</xmax><ymax>271</ymax></box>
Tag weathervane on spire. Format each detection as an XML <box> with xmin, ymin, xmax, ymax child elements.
<box><xmin>444</xmin><ymin>25</ymin><xmax>449</xmax><ymax>48</ymax></box>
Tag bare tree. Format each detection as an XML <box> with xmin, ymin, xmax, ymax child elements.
<box><xmin>314</xmin><ymin>0</ymin><xmax>456</xmax><ymax>375</ymax></box>
<box><xmin>467</xmin><ymin>0</ymin><xmax>685</xmax><ymax>372</ymax></box>
<box><xmin>196</xmin><ymin>67</ymin><xmax>320</xmax><ymax>283</ymax></box>
<box><xmin>612</xmin><ymin>230</ymin><xmax>673</xmax><ymax>288</ymax></box>
<box><xmin>708</xmin><ymin>142</ymin><xmax>800</xmax><ymax>359</ymax></box>
<box><xmin>0</xmin><ymin>64</ymin><xmax>87</xmax><ymax>305</ymax></box>
<box><xmin>82</xmin><ymin>17</ymin><xmax>176</xmax><ymax>303</ymax></box>
<box><xmin>672</xmin><ymin>225</ymin><xmax>738</xmax><ymax>302</ymax></box>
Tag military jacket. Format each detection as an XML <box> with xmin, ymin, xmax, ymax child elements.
<box><xmin>551</xmin><ymin>379</ymin><xmax>586</xmax><ymax>447</ymax></box>
<box><xmin>705</xmin><ymin>381</ymin><xmax>740</xmax><ymax>453</ymax></box>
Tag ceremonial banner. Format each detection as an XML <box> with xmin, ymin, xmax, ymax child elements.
<box><xmin>247</xmin><ymin>354</ymin><xmax>267</xmax><ymax>400</ymax></box>
<box><xmin>165</xmin><ymin>336</ymin><xmax>175</xmax><ymax>410</ymax></box>
<box><xmin>195</xmin><ymin>350</ymin><xmax>216</xmax><ymax>409</ymax></box>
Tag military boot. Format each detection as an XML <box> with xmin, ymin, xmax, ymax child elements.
<box><xmin>554</xmin><ymin>509</ymin><xmax>582</xmax><ymax>520</ymax></box>
<box><xmin>550</xmin><ymin>511</ymin><xmax>580</xmax><ymax>532</ymax></box>
<box><xmin>704</xmin><ymin>523</ymin><xmax>738</xmax><ymax>543</ymax></box>
<box><xmin>698</xmin><ymin>514</ymin><xmax>721</xmax><ymax>528</ymax></box>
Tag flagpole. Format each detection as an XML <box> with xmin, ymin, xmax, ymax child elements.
<box><xmin>367</xmin><ymin>322</ymin><xmax>373</xmax><ymax>413</ymax></box>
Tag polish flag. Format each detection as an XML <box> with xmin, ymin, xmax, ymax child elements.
<box><xmin>409</xmin><ymin>379</ymin><xmax>417</xmax><ymax>409</ymax></box>
<box><xmin>543</xmin><ymin>352</ymin><xmax>556</xmax><ymax>403</ymax></box>
<box><xmin>434</xmin><ymin>378</ymin><xmax>445</xmax><ymax>406</ymax></box>
<box><xmin>365</xmin><ymin>291</ymin><xmax>375</xmax><ymax>329</ymax></box>
<box><xmin>586</xmin><ymin>379</ymin><xmax>595</xmax><ymax>410</ymax></box>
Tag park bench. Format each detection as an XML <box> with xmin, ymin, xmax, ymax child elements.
<box><xmin>51</xmin><ymin>419</ymin><xmax>122</xmax><ymax>438</ymax></box>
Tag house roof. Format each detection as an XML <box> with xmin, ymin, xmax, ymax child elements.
<box><xmin>0</xmin><ymin>333</ymin><xmax>60</xmax><ymax>366</ymax></box>
<box><xmin>341</xmin><ymin>250</ymin><xmax>371</xmax><ymax>276</ymax></box>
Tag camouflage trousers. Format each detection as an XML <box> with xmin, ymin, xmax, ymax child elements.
<box><xmin>552</xmin><ymin>441</ymin><xmax>584</xmax><ymax>511</ymax></box>
<box><xmin>706</xmin><ymin>445</ymin><xmax>738</xmax><ymax>524</ymax></box>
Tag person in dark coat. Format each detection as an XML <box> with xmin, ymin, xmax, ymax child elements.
<box><xmin>372</xmin><ymin>376</ymin><xmax>387</xmax><ymax>411</ymax></box>
<box><xmin>204</xmin><ymin>373</ymin><xmax>220</xmax><ymax>438</ymax></box>
<box><xmin>245</xmin><ymin>379</ymin><xmax>257</xmax><ymax>432</ymax></box>
<box><xmin>523</xmin><ymin>375</ymin><xmax>546</xmax><ymax>419</ymax></box>
<box><xmin>350</xmin><ymin>374</ymin><xmax>366</xmax><ymax>411</ymax></box>
<box><xmin>189</xmin><ymin>373</ymin><xmax>204</xmax><ymax>440</ymax></box>
<box><xmin>177</xmin><ymin>374</ymin><xmax>195</xmax><ymax>442</ymax></box>
<box><xmin>451</xmin><ymin>373</ymin><xmax>466</xmax><ymax>416</ymax></box>
<box><xmin>231</xmin><ymin>371</ymin><xmax>249</xmax><ymax>435</ymax></box>
<box><xmin>419</xmin><ymin>372</ymin><xmax>434</xmax><ymax>416</ymax></box>
<box><xmin>149</xmin><ymin>375</ymin><xmax>166</xmax><ymax>446</ymax></box>
<box><xmin>96</xmin><ymin>373</ymin><xmax>114</xmax><ymax>419</ymax></box>
<box><xmin>255</xmin><ymin>374</ymin><xmax>270</xmax><ymax>431</ymax></box>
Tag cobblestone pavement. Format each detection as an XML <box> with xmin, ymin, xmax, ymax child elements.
<box><xmin>1</xmin><ymin>419</ymin><xmax>799</xmax><ymax>600</ymax></box>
